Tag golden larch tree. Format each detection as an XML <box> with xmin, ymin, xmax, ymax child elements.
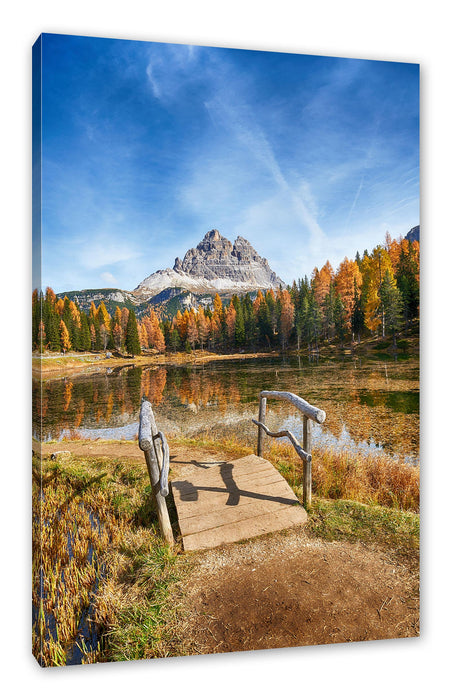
<box><xmin>225</xmin><ymin>304</ymin><xmax>237</xmax><ymax>344</ymax></box>
<box><xmin>312</xmin><ymin>261</ymin><xmax>334</xmax><ymax>309</ymax></box>
<box><xmin>186</xmin><ymin>309</ymin><xmax>198</xmax><ymax>350</ymax></box>
<box><xmin>197</xmin><ymin>307</ymin><xmax>210</xmax><ymax>350</ymax></box>
<box><xmin>278</xmin><ymin>289</ymin><xmax>295</xmax><ymax>349</ymax></box>
<box><xmin>335</xmin><ymin>257</ymin><xmax>362</xmax><ymax>331</ymax></box>
<box><xmin>59</xmin><ymin>320</ymin><xmax>71</xmax><ymax>352</ymax></box>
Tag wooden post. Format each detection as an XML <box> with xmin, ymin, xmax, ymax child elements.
<box><xmin>143</xmin><ymin>448</ymin><xmax>174</xmax><ymax>547</ymax></box>
<box><xmin>303</xmin><ymin>415</ymin><xmax>312</xmax><ymax>509</ymax></box>
<box><xmin>253</xmin><ymin>391</ymin><xmax>324</xmax><ymax>509</ymax></box>
<box><xmin>257</xmin><ymin>395</ymin><xmax>267</xmax><ymax>457</ymax></box>
<box><xmin>139</xmin><ymin>399</ymin><xmax>174</xmax><ymax>547</ymax></box>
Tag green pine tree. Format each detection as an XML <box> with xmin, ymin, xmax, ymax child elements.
<box><xmin>169</xmin><ymin>327</ymin><xmax>181</xmax><ymax>352</ymax></box>
<box><xmin>80</xmin><ymin>312</ymin><xmax>91</xmax><ymax>351</ymax></box>
<box><xmin>47</xmin><ymin>309</ymin><xmax>61</xmax><ymax>351</ymax></box>
<box><xmin>351</xmin><ymin>281</ymin><xmax>365</xmax><ymax>343</ymax></box>
<box><xmin>334</xmin><ymin>293</ymin><xmax>346</xmax><ymax>347</ymax></box>
<box><xmin>232</xmin><ymin>295</ymin><xmax>246</xmax><ymax>347</ymax></box>
<box><xmin>257</xmin><ymin>298</ymin><xmax>273</xmax><ymax>349</ymax></box>
<box><xmin>380</xmin><ymin>271</ymin><xmax>404</xmax><ymax>347</ymax></box>
<box><xmin>396</xmin><ymin>241</ymin><xmax>419</xmax><ymax>325</ymax></box>
<box><xmin>125</xmin><ymin>309</ymin><xmax>141</xmax><ymax>356</ymax></box>
<box><xmin>32</xmin><ymin>289</ymin><xmax>42</xmax><ymax>350</ymax></box>
<box><xmin>243</xmin><ymin>293</ymin><xmax>256</xmax><ymax>348</ymax></box>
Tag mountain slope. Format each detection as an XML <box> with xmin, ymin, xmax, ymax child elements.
<box><xmin>405</xmin><ymin>225</ymin><xmax>420</xmax><ymax>242</ymax></box>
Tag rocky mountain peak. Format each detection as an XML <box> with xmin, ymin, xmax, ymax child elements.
<box><xmin>405</xmin><ymin>225</ymin><xmax>420</xmax><ymax>243</ymax></box>
<box><xmin>135</xmin><ymin>229</ymin><xmax>285</xmax><ymax>298</ymax></box>
<box><xmin>202</xmin><ymin>229</ymin><xmax>224</xmax><ymax>243</ymax></box>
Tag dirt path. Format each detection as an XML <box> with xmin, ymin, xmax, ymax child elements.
<box><xmin>37</xmin><ymin>440</ymin><xmax>419</xmax><ymax>652</ymax></box>
<box><xmin>39</xmin><ymin>440</ymin><xmax>145</xmax><ymax>461</ymax></box>
<box><xmin>175</xmin><ymin>528</ymin><xmax>419</xmax><ymax>654</ymax></box>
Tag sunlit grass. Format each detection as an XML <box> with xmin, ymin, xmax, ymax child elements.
<box><xmin>305</xmin><ymin>498</ymin><xmax>419</xmax><ymax>557</ymax></box>
<box><xmin>32</xmin><ymin>453</ymin><xmax>186</xmax><ymax>666</ymax></box>
<box><xmin>311</xmin><ymin>446</ymin><xmax>419</xmax><ymax>511</ymax></box>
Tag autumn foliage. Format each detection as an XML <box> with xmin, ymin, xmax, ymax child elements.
<box><xmin>32</xmin><ymin>234</ymin><xmax>419</xmax><ymax>355</ymax></box>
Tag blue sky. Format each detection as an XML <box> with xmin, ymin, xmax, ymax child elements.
<box><xmin>38</xmin><ymin>33</ymin><xmax>419</xmax><ymax>293</ymax></box>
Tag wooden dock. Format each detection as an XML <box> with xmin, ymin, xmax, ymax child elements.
<box><xmin>171</xmin><ymin>454</ymin><xmax>307</xmax><ymax>552</ymax></box>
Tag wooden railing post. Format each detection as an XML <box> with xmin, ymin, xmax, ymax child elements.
<box><xmin>257</xmin><ymin>395</ymin><xmax>267</xmax><ymax>457</ymax></box>
<box><xmin>253</xmin><ymin>390</ymin><xmax>325</xmax><ymax>511</ymax></box>
<box><xmin>303</xmin><ymin>416</ymin><xmax>312</xmax><ymax>509</ymax></box>
<box><xmin>139</xmin><ymin>399</ymin><xmax>174</xmax><ymax>548</ymax></box>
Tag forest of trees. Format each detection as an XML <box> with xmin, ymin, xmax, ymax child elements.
<box><xmin>32</xmin><ymin>233</ymin><xmax>419</xmax><ymax>356</ymax></box>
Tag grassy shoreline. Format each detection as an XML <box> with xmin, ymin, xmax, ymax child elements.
<box><xmin>32</xmin><ymin>330</ymin><xmax>419</xmax><ymax>379</ymax></box>
<box><xmin>33</xmin><ymin>349</ymin><xmax>276</xmax><ymax>378</ymax></box>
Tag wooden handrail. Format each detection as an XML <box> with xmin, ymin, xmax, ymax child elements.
<box><xmin>260</xmin><ymin>390</ymin><xmax>326</xmax><ymax>424</ymax></box>
<box><xmin>252</xmin><ymin>420</ymin><xmax>311</xmax><ymax>463</ymax></box>
<box><xmin>139</xmin><ymin>398</ymin><xmax>174</xmax><ymax>546</ymax></box>
<box><xmin>254</xmin><ymin>390</ymin><xmax>326</xmax><ymax>508</ymax></box>
<box><xmin>153</xmin><ymin>431</ymin><xmax>170</xmax><ymax>498</ymax></box>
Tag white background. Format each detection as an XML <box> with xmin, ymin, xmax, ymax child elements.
<box><xmin>1</xmin><ymin>1</ymin><xmax>449</xmax><ymax>698</ymax></box>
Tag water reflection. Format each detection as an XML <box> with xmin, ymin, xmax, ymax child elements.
<box><xmin>33</xmin><ymin>355</ymin><xmax>419</xmax><ymax>463</ymax></box>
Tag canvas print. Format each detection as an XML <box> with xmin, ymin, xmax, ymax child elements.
<box><xmin>32</xmin><ymin>33</ymin><xmax>420</xmax><ymax>667</ymax></box>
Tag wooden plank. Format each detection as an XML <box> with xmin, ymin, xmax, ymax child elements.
<box><xmin>182</xmin><ymin>505</ymin><xmax>307</xmax><ymax>552</ymax></box>
<box><xmin>171</xmin><ymin>454</ymin><xmax>308</xmax><ymax>551</ymax></box>
<box><xmin>173</xmin><ymin>454</ymin><xmax>277</xmax><ymax>486</ymax></box>
<box><xmin>172</xmin><ymin>467</ymin><xmax>283</xmax><ymax>496</ymax></box>
<box><xmin>172</xmin><ymin>458</ymin><xmax>286</xmax><ymax>498</ymax></box>
<box><xmin>171</xmin><ymin>464</ymin><xmax>283</xmax><ymax>498</ymax></box>
<box><xmin>178</xmin><ymin>489</ymin><xmax>301</xmax><ymax>536</ymax></box>
<box><xmin>171</xmin><ymin>459</ymin><xmax>280</xmax><ymax>495</ymax></box>
<box><xmin>175</xmin><ymin>476</ymin><xmax>297</xmax><ymax>519</ymax></box>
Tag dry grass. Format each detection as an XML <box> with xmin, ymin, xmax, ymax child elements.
<box><xmin>171</xmin><ymin>435</ymin><xmax>419</xmax><ymax>512</ymax></box>
<box><xmin>311</xmin><ymin>446</ymin><xmax>419</xmax><ymax>511</ymax></box>
<box><xmin>34</xmin><ymin>349</ymin><xmax>276</xmax><ymax>378</ymax></box>
<box><xmin>32</xmin><ymin>453</ymin><xmax>187</xmax><ymax>666</ymax></box>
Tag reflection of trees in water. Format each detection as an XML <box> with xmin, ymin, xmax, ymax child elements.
<box><xmin>63</xmin><ymin>381</ymin><xmax>73</xmax><ymax>411</ymax></box>
<box><xmin>140</xmin><ymin>367</ymin><xmax>166</xmax><ymax>407</ymax></box>
<box><xmin>163</xmin><ymin>365</ymin><xmax>246</xmax><ymax>413</ymax></box>
<box><xmin>74</xmin><ymin>398</ymin><xmax>85</xmax><ymax>428</ymax></box>
<box><xmin>32</xmin><ymin>360</ymin><xmax>419</xmax><ymax>458</ymax></box>
<box><xmin>313</xmin><ymin>397</ymin><xmax>419</xmax><ymax>458</ymax></box>
<box><xmin>33</xmin><ymin>366</ymin><xmax>169</xmax><ymax>440</ymax></box>
<box><xmin>126</xmin><ymin>366</ymin><xmax>142</xmax><ymax>413</ymax></box>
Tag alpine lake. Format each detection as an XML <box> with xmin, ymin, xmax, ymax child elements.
<box><xmin>34</xmin><ymin>350</ymin><xmax>419</xmax><ymax>466</ymax></box>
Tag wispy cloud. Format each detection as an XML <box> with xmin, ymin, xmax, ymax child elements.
<box><xmin>146</xmin><ymin>62</ymin><xmax>162</xmax><ymax>99</ymax></box>
<box><xmin>101</xmin><ymin>271</ymin><xmax>119</xmax><ymax>286</ymax></box>
<box><xmin>198</xmin><ymin>80</ymin><xmax>329</xmax><ymax>254</ymax></box>
<box><xmin>145</xmin><ymin>43</ymin><xmax>200</xmax><ymax>102</ymax></box>
<box><xmin>344</xmin><ymin>174</ymin><xmax>365</xmax><ymax>230</ymax></box>
<box><xmin>77</xmin><ymin>236</ymin><xmax>139</xmax><ymax>270</ymax></box>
